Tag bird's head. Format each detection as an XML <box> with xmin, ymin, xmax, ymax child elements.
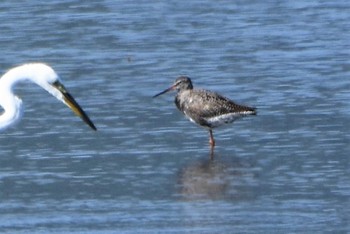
<box><xmin>153</xmin><ymin>76</ymin><xmax>193</xmax><ymax>98</ymax></box>
<box><xmin>27</xmin><ymin>63</ymin><xmax>97</xmax><ymax>131</ymax></box>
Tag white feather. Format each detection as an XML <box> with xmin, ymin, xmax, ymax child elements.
<box><xmin>205</xmin><ymin>111</ymin><xmax>253</xmax><ymax>128</ymax></box>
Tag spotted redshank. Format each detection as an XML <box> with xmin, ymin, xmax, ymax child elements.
<box><xmin>153</xmin><ymin>76</ymin><xmax>256</xmax><ymax>149</ymax></box>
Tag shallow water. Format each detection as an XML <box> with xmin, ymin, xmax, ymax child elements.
<box><xmin>1</xmin><ymin>0</ymin><xmax>350</xmax><ymax>233</ymax></box>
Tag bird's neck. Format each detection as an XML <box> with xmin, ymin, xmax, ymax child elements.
<box><xmin>0</xmin><ymin>94</ymin><xmax>23</xmax><ymax>131</ymax></box>
<box><xmin>0</xmin><ymin>65</ymin><xmax>34</xmax><ymax>89</ymax></box>
<box><xmin>0</xmin><ymin>66</ymin><xmax>29</xmax><ymax>131</ymax></box>
<box><xmin>0</xmin><ymin>63</ymin><xmax>62</xmax><ymax>131</ymax></box>
<box><xmin>177</xmin><ymin>88</ymin><xmax>192</xmax><ymax>95</ymax></box>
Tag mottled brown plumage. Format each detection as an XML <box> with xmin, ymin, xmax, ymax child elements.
<box><xmin>153</xmin><ymin>76</ymin><xmax>256</xmax><ymax>148</ymax></box>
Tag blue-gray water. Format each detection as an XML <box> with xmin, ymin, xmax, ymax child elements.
<box><xmin>1</xmin><ymin>1</ymin><xmax>350</xmax><ymax>233</ymax></box>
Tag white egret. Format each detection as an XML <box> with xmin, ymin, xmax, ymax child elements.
<box><xmin>0</xmin><ymin>63</ymin><xmax>96</xmax><ymax>131</ymax></box>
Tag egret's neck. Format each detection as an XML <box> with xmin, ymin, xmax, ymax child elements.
<box><xmin>0</xmin><ymin>64</ymin><xmax>39</xmax><ymax>89</ymax></box>
<box><xmin>0</xmin><ymin>91</ymin><xmax>23</xmax><ymax>130</ymax></box>
<box><xmin>0</xmin><ymin>63</ymin><xmax>48</xmax><ymax>130</ymax></box>
<box><xmin>0</xmin><ymin>63</ymin><xmax>59</xmax><ymax>91</ymax></box>
<box><xmin>0</xmin><ymin>72</ymin><xmax>20</xmax><ymax>130</ymax></box>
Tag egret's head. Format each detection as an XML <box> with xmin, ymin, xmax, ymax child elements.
<box><xmin>28</xmin><ymin>63</ymin><xmax>97</xmax><ymax>131</ymax></box>
<box><xmin>50</xmin><ymin>80</ymin><xmax>97</xmax><ymax>131</ymax></box>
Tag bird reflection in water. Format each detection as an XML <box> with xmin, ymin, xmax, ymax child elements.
<box><xmin>178</xmin><ymin>152</ymin><xmax>254</xmax><ymax>200</ymax></box>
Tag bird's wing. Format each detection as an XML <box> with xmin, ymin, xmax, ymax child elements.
<box><xmin>177</xmin><ymin>90</ymin><xmax>255</xmax><ymax>127</ymax></box>
<box><xmin>185</xmin><ymin>90</ymin><xmax>249</xmax><ymax>116</ymax></box>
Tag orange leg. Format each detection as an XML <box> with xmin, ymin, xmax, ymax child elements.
<box><xmin>209</xmin><ymin>129</ymin><xmax>215</xmax><ymax>148</ymax></box>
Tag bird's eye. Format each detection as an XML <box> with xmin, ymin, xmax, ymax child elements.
<box><xmin>52</xmin><ymin>81</ymin><xmax>67</xmax><ymax>93</ymax></box>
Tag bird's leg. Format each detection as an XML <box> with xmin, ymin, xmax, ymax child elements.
<box><xmin>209</xmin><ymin>129</ymin><xmax>215</xmax><ymax>148</ymax></box>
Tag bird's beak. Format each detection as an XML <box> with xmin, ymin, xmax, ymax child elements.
<box><xmin>153</xmin><ymin>85</ymin><xmax>175</xmax><ymax>98</ymax></box>
<box><xmin>52</xmin><ymin>81</ymin><xmax>97</xmax><ymax>131</ymax></box>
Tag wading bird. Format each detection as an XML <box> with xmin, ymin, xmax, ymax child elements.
<box><xmin>0</xmin><ymin>63</ymin><xmax>96</xmax><ymax>131</ymax></box>
<box><xmin>153</xmin><ymin>76</ymin><xmax>256</xmax><ymax>149</ymax></box>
